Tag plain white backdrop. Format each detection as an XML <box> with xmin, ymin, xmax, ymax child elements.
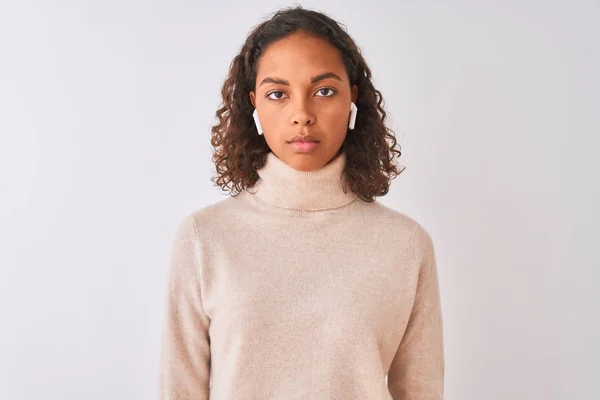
<box><xmin>1</xmin><ymin>0</ymin><xmax>598</xmax><ymax>399</ymax></box>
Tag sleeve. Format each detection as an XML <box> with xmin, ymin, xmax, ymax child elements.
<box><xmin>158</xmin><ymin>213</ymin><xmax>211</xmax><ymax>399</ymax></box>
<box><xmin>387</xmin><ymin>223</ymin><xmax>445</xmax><ymax>400</ymax></box>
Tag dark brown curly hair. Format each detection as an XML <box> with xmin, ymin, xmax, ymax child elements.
<box><xmin>210</xmin><ymin>5</ymin><xmax>404</xmax><ymax>202</ymax></box>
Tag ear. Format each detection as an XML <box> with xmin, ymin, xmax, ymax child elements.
<box><xmin>249</xmin><ymin>91</ymin><xmax>256</xmax><ymax>108</ymax></box>
<box><xmin>351</xmin><ymin>85</ymin><xmax>358</xmax><ymax>103</ymax></box>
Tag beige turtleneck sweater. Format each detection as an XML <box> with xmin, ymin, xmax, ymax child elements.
<box><xmin>158</xmin><ymin>151</ymin><xmax>444</xmax><ymax>399</ymax></box>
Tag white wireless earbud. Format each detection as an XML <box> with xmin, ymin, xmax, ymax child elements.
<box><xmin>349</xmin><ymin>102</ymin><xmax>358</xmax><ymax>130</ymax></box>
<box><xmin>253</xmin><ymin>109</ymin><xmax>263</xmax><ymax>135</ymax></box>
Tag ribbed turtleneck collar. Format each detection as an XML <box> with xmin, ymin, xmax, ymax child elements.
<box><xmin>248</xmin><ymin>151</ymin><xmax>357</xmax><ymax>211</ymax></box>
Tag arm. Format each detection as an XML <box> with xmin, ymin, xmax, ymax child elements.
<box><xmin>158</xmin><ymin>213</ymin><xmax>211</xmax><ymax>399</ymax></box>
<box><xmin>387</xmin><ymin>223</ymin><xmax>445</xmax><ymax>399</ymax></box>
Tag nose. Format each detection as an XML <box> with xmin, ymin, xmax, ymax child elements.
<box><xmin>290</xmin><ymin>100</ymin><xmax>316</xmax><ymax>127</ymax></box>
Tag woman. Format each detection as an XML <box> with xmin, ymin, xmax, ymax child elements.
<box><xmin>158</xmin><ymin>6</ymin><xmax>444</xmax><ymax>400</ymax></box>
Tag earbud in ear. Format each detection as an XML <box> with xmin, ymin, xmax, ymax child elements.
<box><xmin>349</xmin><ymin>102</ymin><xmax>358</xmax><ymax>130</ymax></box>
<box><xmin>253</xmin><ymin>109</ymin><xmax>263</xmax><ymax>135</ymax></box>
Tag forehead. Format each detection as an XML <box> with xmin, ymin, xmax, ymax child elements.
<box><xmin>256</xmin><ymin>31</ymin><xmax>347</xmax><ymax>82</ymax></box>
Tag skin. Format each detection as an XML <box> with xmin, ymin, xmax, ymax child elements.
<box><xmin>249</xmin><ymin>31</ymin><xmax>358</xmax><ymax>172</ymax></box>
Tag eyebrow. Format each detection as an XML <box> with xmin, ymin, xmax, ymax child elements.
<box><xmin>258</xmin><ymin>72</ymin><xmax>343</xmax><ymax>87</ymax></box>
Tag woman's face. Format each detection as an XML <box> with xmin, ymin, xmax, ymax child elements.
<box><xmin>249</xmin><ymin>31</ymin><xmax>358</xmax><ymax>172</ymax></box>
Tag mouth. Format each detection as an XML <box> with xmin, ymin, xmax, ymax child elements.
<box><xmin>287</xmin><ymin>139</ymin><xmax>321</xmax><ymax>144</ymax></box>
<box><xmin>287</xmin><ymin>134</ymin><xmax>321</xmax><ymax>144</ymax></box>
<box><xmin>288</xmin><ymin>140</ymin><xmax>320</xmax><ymax>153</ymax></box>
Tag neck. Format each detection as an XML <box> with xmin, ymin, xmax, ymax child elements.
<box><xmin>248</xmin><ymin>151</ymin><xmax>357</xmax><ymax>211</ymax></box>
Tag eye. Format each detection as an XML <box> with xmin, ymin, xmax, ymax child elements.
<box><xmin>266</xmin><ymin>91</ymin><xmax>287</xmax><ymax>100</ymax></box>
<box><xmin>316</xmin><ymin>87</ymin><xmax>336</xmax><ymax>97</ymax></box>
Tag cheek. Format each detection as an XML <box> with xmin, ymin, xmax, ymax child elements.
<box><xmin>318</xmin><ymin>103</ymin><xmax>349</xmax><ymax>127</ymax></box>
<box><xmin>261</xmin><ymin>107</ymin><xmax>284</xmax><ymax>129</ymax></box>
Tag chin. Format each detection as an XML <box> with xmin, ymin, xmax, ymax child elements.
<box><xmin>285</xmin><ymin>153</ymin><xmax>324</xmax><ymax>172</ymax></box>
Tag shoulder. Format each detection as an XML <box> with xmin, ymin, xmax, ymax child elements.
<box><xmin>362</xmin><ymin>199</ymin><xmax>426</xmax><ymax>234</ymax></box>
<box><xmin>363</xmin><ymin>199</ymin><xmax>436</xmax><ymax>259</ymax></box>
<box><xmin>172</xmin><ymin>195</ymin><xmax>244</xmax><ymax>240</ymax></box>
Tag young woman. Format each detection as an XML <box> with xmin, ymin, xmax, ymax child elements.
<box><xmin>158</xmin><ymin>6</ymin><xmax>444</xmax><ymax>400</ymax></box>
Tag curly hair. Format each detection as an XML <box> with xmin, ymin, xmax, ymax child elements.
<box><xmin>210</xmin><ymin>5</ymin><xmax>404</xmax><ymax>202</ymax></box>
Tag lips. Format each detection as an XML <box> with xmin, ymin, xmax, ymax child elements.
<box><xmin>287</xmin><ymin>134</ymin><xmax>320</xmax><ymax>143</ymax></box>
<box><xmin>289</xmin><ymin>141</ymin><xmax>320</xmax><ymax>153</ymax></box>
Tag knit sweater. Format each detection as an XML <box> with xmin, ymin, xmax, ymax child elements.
<box><xmin>157</xmin><ymin>151</ymin><xmax>444</xmax><ymax>399</ymax></box>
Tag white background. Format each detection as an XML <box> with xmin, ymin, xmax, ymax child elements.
<box><xmin>1</xmin><ymin>0</ymin><xmax>598</xmax><ymax>399</ymax></box>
